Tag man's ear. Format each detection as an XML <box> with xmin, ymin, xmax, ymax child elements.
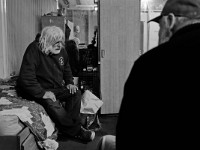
<box><xmin>166</xmin><ymin>13</ymin><xmax>176</xmax><ymax>30</ymax></box>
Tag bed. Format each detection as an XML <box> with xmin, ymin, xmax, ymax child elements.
<box><xmin>0</xmin><ymin>77</ymin><xmax>58</xmax><ymax>150</ymax></box>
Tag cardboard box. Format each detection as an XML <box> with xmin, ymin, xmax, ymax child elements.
<box><xmin>0</xmin><ymin>127</ymin><xmax>30</xmax><ymax>150</ymax></box>
<box><xmin>21</xmin><ymin>133</ymin><xmax>39</xmax><ymax>150</ymax></box>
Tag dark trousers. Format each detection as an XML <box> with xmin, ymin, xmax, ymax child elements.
<box><xmin>17</xmin><ymin>88</ymin><xmax>82</xmax><ymax>137</ymax></box>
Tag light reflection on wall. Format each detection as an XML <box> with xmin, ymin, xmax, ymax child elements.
<box><xmin>141</xmin><ymin>0</ymin><xmax>167</xmax><ymax>11</ymax></box>
<box><xmin>140</xmin><ymin>0</ymin><xmax>167</xmax><ymax>54</ymax></box>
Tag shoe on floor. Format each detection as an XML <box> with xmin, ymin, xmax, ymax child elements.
<box><xmin>75</xmin><ymin>126</ymin><xmax>95</xmax><ymax>143</ymax></box>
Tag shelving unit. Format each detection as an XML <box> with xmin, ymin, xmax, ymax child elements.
<box><xmin>78</xmin><ymin>70</ymin><xmax>100</xmax><ymax>98</ymax></box>
<box><xmin>78</xmin><ymin>47</ymin><xmax>100</xmax><ymax>98</ymax></box>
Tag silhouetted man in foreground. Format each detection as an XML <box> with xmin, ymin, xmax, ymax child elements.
<box><xmin>117</xmin><ymin>0</ymin><xmax>200</xmax><ymax>149</ymax></box>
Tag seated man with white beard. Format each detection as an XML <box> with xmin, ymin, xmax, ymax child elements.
<box><xmin>16</xmin><ymin>26</ymin><xmax>95</xmax><ymax>143</ymax></box>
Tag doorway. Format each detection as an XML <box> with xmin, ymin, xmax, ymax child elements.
<box><xmin>140</xmin><ymin>0</ymin><xmax>167</xmax><ymax>54</ymax></box>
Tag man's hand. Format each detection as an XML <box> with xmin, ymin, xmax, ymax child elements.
<box><xmin>66</xmin><ymin>84</ymin><xmax>78</xmax><ymax>94</ymax></box>
<box><xmin>43</xmin><ymin>91</ymin><xmax>56</xmax><ymax>102</ymax></box>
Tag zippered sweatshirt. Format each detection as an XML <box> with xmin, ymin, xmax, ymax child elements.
<box><xmin>16</xmin><ymin>40</ymin><xmax>74</xmax><ymax>98</ymax></box>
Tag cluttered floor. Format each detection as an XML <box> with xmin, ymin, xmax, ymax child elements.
<box><xmin>57</xmin><ymin>114</ymin><xmax>118</xmax><ymax>150</ymax></box>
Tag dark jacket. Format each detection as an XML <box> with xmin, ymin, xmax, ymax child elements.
<box><xmin>16</xmin><ymin>40</ymin><xmax>74</xmax><ymax>99</ymax></box>
<box><xmin>116</xmin><ymin>23</ymin><xmax>200</xmax><ymax>149</ymax></box>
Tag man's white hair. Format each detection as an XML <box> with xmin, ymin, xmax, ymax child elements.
<box><xmin>39</xmin><ymin>26</ymin><xmax>65</xmax><ymax>54</ymax></box>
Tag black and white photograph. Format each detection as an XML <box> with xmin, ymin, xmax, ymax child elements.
<box><xmin>0</xmin><ymin>0</ymin><xmax>198</xmax><ymax>150</ymax></box>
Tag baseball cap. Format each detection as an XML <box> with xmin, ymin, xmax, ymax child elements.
<box><xmin>148</xmin><ymin>0</ymin><xmax>200</xmax><ymax>23</ymax></box>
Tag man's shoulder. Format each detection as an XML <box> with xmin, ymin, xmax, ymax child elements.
<box><xmin>23</xmin><ymin>41</ymin><xmax>41</xmax><ymax>59</ymax></box>
<box><xmin>25</xmin><ymin>41</ymin><xmax>40</xmax><ymax>52</ymax></box>
<box><xmin>138</xmin><ymin>42</ymin><xmax>170</xmax><ymax>62</ymax></box>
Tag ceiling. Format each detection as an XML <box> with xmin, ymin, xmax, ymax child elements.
<box><xmin>141</xmin><ymin>0</ymin><xmax>167</xmax><ymax>11</ymax></box>
<box><xmin>59</xmin><ymin>0</ymin><xmax>96</xmax><ymax>8</ymax></box>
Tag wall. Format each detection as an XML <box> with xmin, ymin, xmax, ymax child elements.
<box><xmin>0</xmin><ymin>0</ymin><xmax>8</xmax><ymax>78</ymax></box>
<box><xmin>0</xmin><ymin>0</ymin><xmax>57</xmax><ymax>79</ymax></box>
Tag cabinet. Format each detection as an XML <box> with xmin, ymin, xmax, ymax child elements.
<box><xmin>79</xmin><ymin>70</ymin><xmax>100</xmax><ymax>98</ymax></box>
<box><xmin>0</xmin><ymin>127</ymin><xmax>39</xmax><ymax>150</ymax></box>
<box><xmin>78</xmin><ymin>48</ymin><xmax>100</xmax><ymax>98</ymax></box>
<box><xmin>21</xmin><ymin>133</ymin><xmax>39</xmax><ymax>150</ymax></box>
<box><xmin>41</xmin><ymin>16</ymin><xmax>75</xmax><ymax>41</ymax></box>
<box><xmin>66</xmin><ymin>7</ymin><xmax>98</xmax><ymax>45</ymax></box>
<box><xmin>41</xmin><ymin>16</ymin><xmax>66</xmax><ymax>32</ymax></box>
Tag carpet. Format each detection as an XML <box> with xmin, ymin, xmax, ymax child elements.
<box><xmin>57</xmin><ymin>114</ymin><xmax>118</xmax><ymax>150</ymax></box>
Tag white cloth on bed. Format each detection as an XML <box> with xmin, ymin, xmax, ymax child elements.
<box><xmin>0</xmin><ymin>106</ymin><xmax>33</xmax><ymax>124</ymax></box>
<box><xmin>40</xmin><ymin>112</ymin><xmax>55</xmax><ymax>137</ymax></box>
<box><xmin>0</xmin><ymin>97</ymin><xmax>13</xmax><ymax>105</ymax></box>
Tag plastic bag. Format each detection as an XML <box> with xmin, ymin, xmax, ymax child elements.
<box><xmin>80</xmin><ymin>90</ymin><xmax>103</xmax><ymax>114</ymax></box>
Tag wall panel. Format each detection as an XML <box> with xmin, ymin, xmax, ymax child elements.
<box><xmin>0</xmin><ymin>0</ymin><xmax>8</xmax><ymax>78</ymax></box>
<box><xmin>1</xmin><ymin>0</ymin><xmax>56</xmax><ymax>78</ymax></box>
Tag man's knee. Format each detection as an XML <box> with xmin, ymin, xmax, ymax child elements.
<box><xmin>43</xmin><ymin>99</ymin><xmax>62</xmax><ymax>109</ymax></box>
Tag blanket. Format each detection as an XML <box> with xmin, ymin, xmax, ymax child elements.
<box><xmin>0</xmin><ymin>77</ymin><xmax>58</xmax><ymax>149</ymax></box>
